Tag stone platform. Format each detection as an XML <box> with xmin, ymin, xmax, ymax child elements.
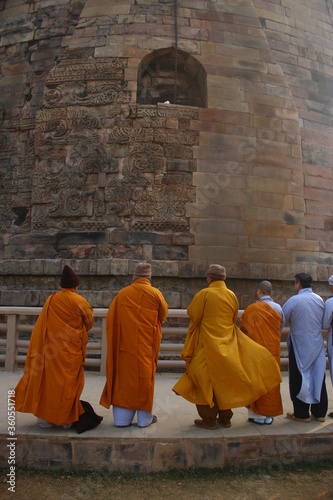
<box><xmin>1</xmin><ymin>370</ymin><xmax>333</xmax><ymax>473</ymax></box>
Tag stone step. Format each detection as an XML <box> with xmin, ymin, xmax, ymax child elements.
<box><xmin>1</xmin><ymin>370</ymin><xmax>333</xmax><ymax>472</ymax></box>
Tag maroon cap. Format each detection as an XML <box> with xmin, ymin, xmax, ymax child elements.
<box><xmin>60</xmin><ymin>265</ymin><xmax>79</xmax><ymax>289</ymax></box>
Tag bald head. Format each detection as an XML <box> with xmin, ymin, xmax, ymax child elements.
<box><xmin>258</xmin><ymin>280</ymin><xmax>272</xmax><ymax>296</ymax></box>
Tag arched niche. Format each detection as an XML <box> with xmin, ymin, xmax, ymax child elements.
<box><xmin>137</xmin><ymin>47</ymin><xmax>207</xmax><ymax>107</ymax></box>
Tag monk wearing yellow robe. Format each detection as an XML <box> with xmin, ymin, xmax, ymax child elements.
<box><xmin>15</xmin><ymin>265</ymin><xmax>94</xmax><ymax>428</ymax></box>
<box><xmin>100</xmin><ymin>262</ymin><xmax>168</xmax><ymax>427</ymax></box>
<box><xmin>173</xmin><ymin>265</ymin><xmax>282</xmax><ymax>429</ymax></box>
<box><xmin>239</xmin><ymin>280</ymin><xmax>284</xmax><ymax>424</ymax></box>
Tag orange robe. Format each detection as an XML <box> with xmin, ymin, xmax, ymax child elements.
<box><xmin>15</xmin><ymin>289</ymin><xmax>94</xmax><ymax>425</ymax></box>
<box><xmin>100</xmin><ymin>278</ymin><xmax>168</xmax><ymax>413</ymax></box>
<box><xmin>239</xmin><ymin>301</ymin><xmax>283</xmax><ymax>416</ymax></box>
<box><xmin>173</xmin><ymin>281</ymin><xmax>282</xmax><ymax>410</ymax></box>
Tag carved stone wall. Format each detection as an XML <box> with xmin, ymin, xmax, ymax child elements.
<box><xmin>33</xmin><ymin>51</ymin><xmax>197</xmax><ymax>249</ymax></box>
<box><xmin>0</xmin><ymin>0</ymin><xmax>333</xmax><ymax>308</ymax></box>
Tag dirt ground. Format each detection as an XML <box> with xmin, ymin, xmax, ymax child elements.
<box><xmin>1</xmin><ymin>463</ymin><xmax>333</xmax><ymax>500</ymax></box>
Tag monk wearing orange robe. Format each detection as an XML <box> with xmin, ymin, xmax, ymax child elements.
<box><xmin>239</xmin><ymin>280</ymin><xmax>284</xmax><ymax>425</ymax></box>
<box><xmin>100</xmin><ymin>262</ymin><xmax>168</xmax><ymax>427</ymax></box>
<box><xmin>173</xmin><ymin>265</ymin><xmax>282</xmax><ymax>430</ymax></box>
<box><xmin>15</xmin><ymin>265</ymin><xmax>94</xmax><ymax>428</ymax></box>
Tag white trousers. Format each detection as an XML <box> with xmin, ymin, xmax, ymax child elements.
<box><xmin>113</xmin><ymin>406</ymin><xmax>153</xmax><ymax>427</ymax></box>
<box><xmin>247</xmin><ymin>407</ymin><xmax>266</xmax><ymax>420</ymax></box>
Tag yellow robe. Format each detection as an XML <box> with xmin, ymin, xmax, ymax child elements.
<box><xmin>239</xmin><ymin>301</ymin><xmax>283</xmax><ymax>416</ymax></box>
<box><xmin>100</xmin><ymin>278</ymin><xmax>168</xmax><ymax>413</ymax></box>
<box><xmin>15</xmin><ymin>289</ymin><xmax>94</xmax><ymax>425</ymax></box>
<box><xmin>173</xmin><ymin>281</ymin><xmax>282</xmax><ymax>410</ymax></box>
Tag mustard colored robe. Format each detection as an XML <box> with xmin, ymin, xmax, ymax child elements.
<box><xmin>239</xmin><ymin>301</ymin><xmax>283</xmax><ymax>416</ymax></box>
<box><xmin>15</xmin><ymin>289</ymin><xmax>94</xmax><ymax>425</ymax></box>
<box><xmin>100</xmin><ymin>278</ymin><xmax>168</xmax><ymax>413</ymax></box>
<box><xmin>172</xmin><ymin>281</ymin><xmax>282</xmax><ymax>410</ymax></box>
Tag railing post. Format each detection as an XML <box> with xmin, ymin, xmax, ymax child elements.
<box><xmin>100</xmin><ymin>317</ymin><xmax>107</xmax><ymax>376</ymax></box>
<box><xmin>5</xmin><ymin>314</ymin><xmax>18</xmax><ymax>371</ymax></box>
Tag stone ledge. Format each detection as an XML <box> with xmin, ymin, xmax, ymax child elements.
<box><xmin>1</xmin><ymin>433</ymin><xmax>333</xmax><ymax>472</ymax></box>
<box><xmin>0</xmin><ymin>258</ymin><xmax>332</xmax><ymax>281</ymax></box>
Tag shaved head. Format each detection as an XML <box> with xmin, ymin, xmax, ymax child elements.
<box><xmin>258</xmin><ymin>280</ymin><xmax>272</xmax><ymax>295</ymax></box>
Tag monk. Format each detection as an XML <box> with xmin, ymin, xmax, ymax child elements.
<box><xmin>239</xmin><ymin>280</ymin><xmax>284</xmax><ymax>425</ymax></box>
<box><xmin>173</xmin><ymin>265</ymin><xmax>282</xmax><ymax>430</ymax></box>
<box><xmin>100</xmin><ymin>262</ymin><xmax>168</xmax><ymax>427</ymax></box>
<box><xmin>15</xmin><ymin>265</ymin><xmax>95</xmax><ymax>429</ymax></box>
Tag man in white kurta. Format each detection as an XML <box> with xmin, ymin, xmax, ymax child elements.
<box><xmin>282</xmin><ymin>272</ymin><xmax>327</xmax><ymax>422</ymax></box>
<box><xmin>322</xmin><ymin>274</ymin><xmax>333</xmax><ymax>418</ymax></box>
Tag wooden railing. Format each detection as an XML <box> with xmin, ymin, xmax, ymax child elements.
<box><xmin>0</xmin><ymin>306</ymin><xmax>298</xmax><ymax>374</ymax></box>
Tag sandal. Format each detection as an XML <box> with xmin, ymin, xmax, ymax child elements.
<box><xmin>217</xmin><ymin>416</ymin><xmax>232</xmax><ymax>428</ymax></box>
<box><xmin>286</xmin><ymin>412</ymin><xmax>310</xmax><ymax>423</ymax></box>
<box><xmin>248</xmin><ymin>417</ymin><xmax>273</xmax><ymax>426</ymax></box>
<box><xmin>311</xmin><ymin>414</ymin><xmax>325</xmax><ymax>422</ymax></box>
<box><xmin>194</xmin><ymin>418</ymin><xmax>218</xmax><ymax>430</ymax></box>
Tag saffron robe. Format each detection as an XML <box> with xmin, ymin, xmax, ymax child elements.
<box><xmin>172</xmin><ymin>281</ymin><xmax>282</xmax><ymax>410</ymax></box>
<box><xmin>15</xmin><ymin>289</ymin><xmax>94</xmax><ymax>425</ymax></box>
<box><xmin>100</xmin><ymin>278</ymin><xmax>168</xmax><ymax>413</ymax></box>
<box><xmin>239</xmin><ymin>301</ymin><xmax>283</xmax><ymax>416</ymax></box>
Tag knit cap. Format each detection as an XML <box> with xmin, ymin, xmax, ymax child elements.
<box><xmin>206</xmin><ymin>264</ymin><xmax>226</xmax><ymax>279</ymax></box>
<box><xmin>132</xmin><ymin>263</ymin><xmax>152</xmax><ymax>282</ymax></box>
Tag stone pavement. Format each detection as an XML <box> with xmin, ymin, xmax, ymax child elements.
<box><xmin>1</xmin><ymin>369</ymin><xmax>333</xmax><ymax>473</ymax></box>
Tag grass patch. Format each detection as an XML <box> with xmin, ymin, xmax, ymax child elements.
<box><xmin>2</xmin><ymin>458</ymin><xmax>333</xmax><ymax>483</ymax></box>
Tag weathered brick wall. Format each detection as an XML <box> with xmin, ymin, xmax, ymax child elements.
<box><xmin>0</xmin><ymin>0</ymin><xmax>333</xmax><ymax>308</ymax></box>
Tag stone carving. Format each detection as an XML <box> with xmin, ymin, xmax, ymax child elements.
<box><xmin>42</xmin><ymin>83</ymin><xmax>131</xmax><ymax>107</ymax></box>
<box><xmin>31</xmin><ymin>53</ymin><xmax>198</xmax><ymax>238</ymax></box>
<box><xmin>0</xmin><ymin>131</ymin><xmax>15</xmax><ymax>152</ymax></box>
<box><xmin>164</xmin><ymin>144</ymin><xmax>193</xmax><ymax>159</ymax></box>
<box><xmin>46</xmin><ymin>58</ymin><xmax>128</xmax><ymax>84</ymax></box>
<box><xmin>155</xmin><ymin>129</ymin><xmax>198</xmax><ymax>145</ymax></box>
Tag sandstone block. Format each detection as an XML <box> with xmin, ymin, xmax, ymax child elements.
<box><xmin>194</xmin><ymin>233</ymin><xmax>240</xmax><ymax>247</ymax></box>
<box><xmin>142</xmin><ymin>244</ymin><xmax>153</xmax><ymax>261</ymax></box>
<box><xmin>152</xmin><ymin>441</ymin><xmax>191</xmax><ymax>471</ymax></box>
<box><xmin>179</xmin><ymin>261</ymin><xmax>196</xmax><ymax>278</ymax></box>
<box><xmin>248</xmin><ymin>263</ymin><xmax>267</xmax><ymax>280</ymax></box>
<box><xmin>72</xmin><ymin>440</ymin><xmax>112</xmax><ymax>469</ymax></box>
<box><xmin>25</xmin><ymin>438</ymin><xmax>72</xmax><ymax>469</ymax></box>
<box><xmin>150</xmin><ymin>260</ymin><xmax>165</xmax><ymax>276</ymax></box>
<box><xmin>246</xmin><ymin>221</ymin><xmax>295</xmax><ymax>239</ymax></box>
<box><xmin>208</xmin><ymin>99</ymin><xmax>249</xmax><ymax>113</ymax></box>
<box><xmin>301</xmin><ymin>435</ymin><xmax>333</xmax><ymax>457</ymax></box>
<box><xmin>163</xmin><ymin>291</ymin><xmax>181</xmax><ymax>308</ymax></box>
<box><xmin>30</xmin><ymin>259</ymin><xmax>44</xmax><ymax>275</ymax></box>
<box><xmin>97</xmin><ymin>259</ymin><xmax>111</xmax><ymax>275</ymax></box>
<box><xmin>186</xmin><ymin>203</ymin><xmax>241</xmax><ymax>220</ymax></box>
<box><xmin>248</xmin><ymin>236</ymin><xmax>286</xmax><ymax>249</ymax></box>
<box><xmin>252</xmin><ymin>191</ymin><xmax>286</xmax><ymax>209</ymax></box>
<box><xmin>248</xmin><ymin>176</ymin><xmax>288</xmax><ymax>194</ymax></box>
<box><xmin>225</xmin><ymin>437</ymin><xmax>260</xmax><ymax>461</ymax></box>
<box><xmin>191</xmin><ymin>219</ymin><xmax>246</xmax><ymax>235</ymax></box>
<box><xmin>287</xmin><ymin>239</ymin><xmax>319</xmax><ymax>251</ymax></box>
<box><xmin>81</xmin><ymin>3</ymin><xmax>130</xmax><ymax>18</ymax></box>
<box><xmin>164</xmin><ymin>261</ymin><xmax>179</xmax><ymax>276</ymax></box>
<box><xmin>193</xmin><ymin>171</ymin><xmax>247</xmax><ymax>190</ymax></box>
<box><xmin>243</xmin><ymin>248</ymin><xmax>292</xmax><ymax>264</ymax></box>
<box><xmin>190</xmin><ymin>439</ymin><xmax>225</xmax><ymax>468</ymax></box>
<box><xmin>44</xmin><ymin>259</ymin><xmax>62</xmax><ymax>276</ymax></box>
<box><xmin>189</xmin><ymin>246</ymin><xmax>242</xmax><ymax>262</ymax></box>
<box><xmin>113</xmin><ymin>440</ymin><xmax>150</xmax><ymax>462</ymax></box>
<box><xmin>0</xmin><ymin>30</ymin><xmax>34</xmax><ymax>46</ymax></box>
<box><xmin>153</xmin><ymin>246</ymin><xmax>188</xmax><ymax>261</ymax></box>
